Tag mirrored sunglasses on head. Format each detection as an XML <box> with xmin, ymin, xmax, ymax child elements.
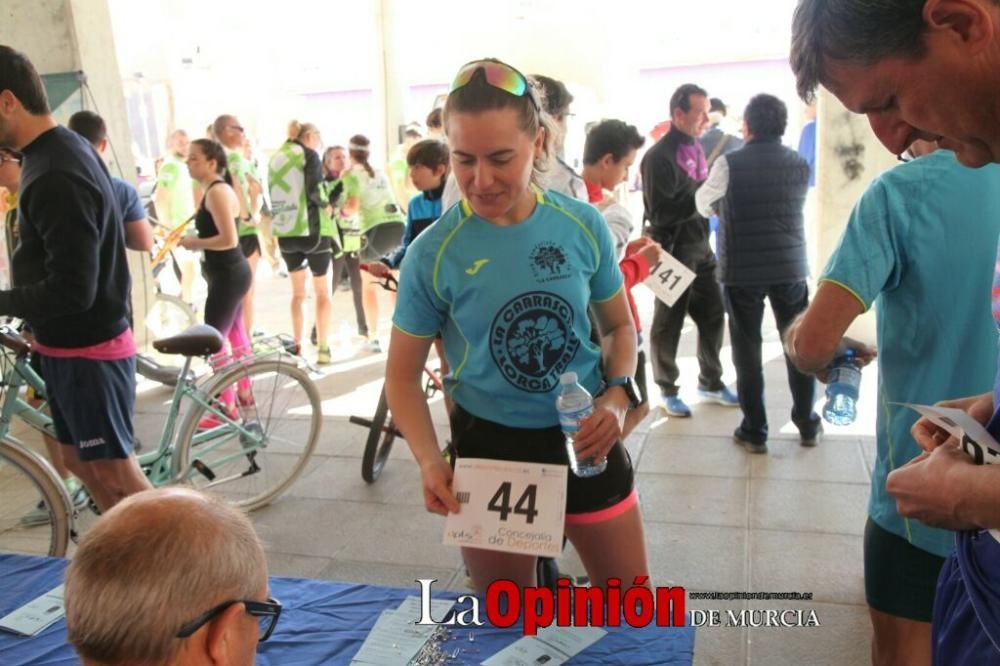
<box><xmin>449</xmin><ymin>58</ymin><xmax>540</xmax><ymax>112</ymax></box>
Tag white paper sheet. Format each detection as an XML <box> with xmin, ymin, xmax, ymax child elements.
<box><xmin>481</xmin><ymin>625</ymin><xmax>607</xmax><ymax>665</ymax></box>
<box><xmin>0</xmin><ymin>584</ymin><xmax>65</xmax><ymax>637</ymax></box>
<box><xmin>350</xmin><ymin>596</ymin><xmax>455</xmax><ymax>665</ymax></box>
<box><xmin>444</xmin><ymin>458</ymin><xmax>566</xmax><ymax>557</ymax></box>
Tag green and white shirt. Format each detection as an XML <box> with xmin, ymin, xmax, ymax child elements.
<box><xmin>341</xmin><ymin>164</ymin><xmax>405</xmax><ymax>232</ymax></box>
<box><xmin>156</xmin><ymin>155</ymin><xmax>195</xmax><ymax>228</ymax></box>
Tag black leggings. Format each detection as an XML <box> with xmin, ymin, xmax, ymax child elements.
<box><xmin>332</xmin><ymin>252</ymin><xmax>367</xmax><ymax>337</ymax></box>
<box><xmin>202</xmin><ymin>260</ymin><xmax>253</xmax><ymax>335</ymax></box>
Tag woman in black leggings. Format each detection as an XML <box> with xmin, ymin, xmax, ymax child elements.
<box><xmin>179</xmin><ymin>139</ymin><xmax>252</xmax><ymax>424</ymax></box>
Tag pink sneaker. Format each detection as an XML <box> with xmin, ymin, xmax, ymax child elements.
<box><xmin>198</xmin><ymin>405</ymin><xmax>239</xmax><ymax>430</ymax></box>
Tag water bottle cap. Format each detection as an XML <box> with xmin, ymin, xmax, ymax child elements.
<box><xmin>560</xmin><ymin>372</ymin><xmax>578</xmax><ymax>384</ymax></box>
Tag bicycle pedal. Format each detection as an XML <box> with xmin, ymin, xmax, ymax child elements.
<box><xmin>192</xmin><ymin>459</ymin><xmax>216</xmax><ymax>481</ymax></box>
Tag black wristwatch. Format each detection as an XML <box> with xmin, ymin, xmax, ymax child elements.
<box><xmin>602</xmin><ymin>376</ymin><xmax>641</xmax><ymax>409</ymax></box>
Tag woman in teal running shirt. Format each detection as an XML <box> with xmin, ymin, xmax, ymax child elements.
<box><xmin>387</xmin><ymin>59</ymin><xmax>650</xmax><ymax>594</ymax></box>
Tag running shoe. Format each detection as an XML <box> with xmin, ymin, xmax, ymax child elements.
<box><xmin>20</xmin><ymin>478</ymin><xmax>88</xmax><ymax>526</ymax></box>
<box><xmin>697</xmin><ymin>385</ymin><xmax>739</xmax><ymax>407</ymax></box>
<box><xmin>663</xmin><ymin>395</ymin><xmax>691</xmax><ymax>418</ymax></box>
<box><xmin>317</xmin><ymin>346</ymin><xmax>332</xmax><ymax>365</ymax></box>
<box><xmin>197</xmin><ymin>405</ymin><xmax>239</xmax><ymax>430</ymax></box>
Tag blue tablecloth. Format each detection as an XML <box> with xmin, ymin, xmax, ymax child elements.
<box><xmin>0</xmin><ymin>554</ymin><xmax>694</xmax><ymax>665</ymax></box>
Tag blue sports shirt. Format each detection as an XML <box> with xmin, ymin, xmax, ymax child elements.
<box><xmin>394</xmin><ymin>189</ymin><xmax>624</xmax><ymax>428</ymax></box>
<box><xmin>822</xmin><ymin>149</ymin><xmax>1000</xmax><ymax>558</ymax></box>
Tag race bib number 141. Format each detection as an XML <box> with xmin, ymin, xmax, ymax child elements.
<box><xmin>443</xmin><ymin>459</ymin><xmax>567</xmax><ymax>557</ymax></box>
<box><xmin>642</xmin><ymin>249</ymin><xmax>696</xmax><ymax>307</ymax></box>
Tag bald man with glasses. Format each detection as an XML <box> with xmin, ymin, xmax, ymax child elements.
<box><xmin>65</xmin><ymin>488</ymin><xmax>280</xmax><ymax>666</ymax></box>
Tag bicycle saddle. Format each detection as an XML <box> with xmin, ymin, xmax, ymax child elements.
<box><xmin>152</xmin><ymin>325</ymin><xmax>224</xmax><ymax>357</ymax></box>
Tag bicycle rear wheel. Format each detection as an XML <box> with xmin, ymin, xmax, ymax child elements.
<box><xmin>361</xmin><ymin>388</ymin><xmax>396</xmax><ymax>483</ymax></box>
<box><xmin>0</xmin><ymin>438</ymin><xmax>72</xmax><ymax>557</ymax></box>
<box><xmin>173</xmin><ymin>357</ymin><xmax>321</xmax><ymax>511</ymax></box>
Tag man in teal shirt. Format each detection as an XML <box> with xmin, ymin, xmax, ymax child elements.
<box><xmin>785</xmin><ymin>144</ymin><xmax>1000</xmax><ymax>665</ymax></box>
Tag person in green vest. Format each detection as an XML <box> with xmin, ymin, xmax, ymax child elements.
<box><xmin>341</xmin><ymin>134</ymin><xmax>405</xmax><ymax>353</ymax></box>
<box><xmin>213</xmin><ymin>114</ymin><xmax>262</xmax><ymax>337</ymax></box>
<box><xmin>153</xmin><ymin>129</ymin><xmax>197</xmax><ymax>304</ymax></box>
<box><xmin>321</xmin><ymin>145</ymin><xmax>368</xmax><ymax>341</ymax></box>
<box><xmin>269</xmin><ymin>120</ymin><xmax>333</xmax><ymax>364</ymax></box>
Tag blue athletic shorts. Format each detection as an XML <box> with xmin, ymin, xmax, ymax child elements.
<box><xmin>40</xmin><ymin>354</ymin><xmax>137</xmax><ymax>461</ymax></box>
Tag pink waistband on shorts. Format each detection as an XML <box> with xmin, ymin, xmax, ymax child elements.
<box><xmin>565</xmin><ymin>488</ymin><xmax>639</xmax><ymax>526</ymax></box>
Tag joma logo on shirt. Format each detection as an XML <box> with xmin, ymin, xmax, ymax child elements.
<box><xmin>465</xmin><ymin>259</ymin><xmax>490</xmax><ymax>275</ymax></box>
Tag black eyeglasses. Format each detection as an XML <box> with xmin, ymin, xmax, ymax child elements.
<box><xmin>229</xmin><ymin>125</ymin><xmax>245</xmax><ymax>133</ymax></box>
<box><xmin>0</xmin><ymin>151</ymin><xmax>22</xmax><ymax>165</ymax></box>
<box><xmin>175</xmin><ymin>597</ymin><xmax>282</xmax><ymax>641</ymax></box>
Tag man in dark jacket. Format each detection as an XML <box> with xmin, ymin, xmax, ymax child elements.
<box><xmin>0</xmin><ymin>46</ymin><xmax>150</xmax><ymax>510</ymax></box>
<box><xmin>641</xmin><ymin>83</ymin><xmax>736</xmax><ymax>418</ymax></box>
<box><xmin>696</xmin><ymin>93</ymin><xmax>820</xmax><ymax>453</ymax></box>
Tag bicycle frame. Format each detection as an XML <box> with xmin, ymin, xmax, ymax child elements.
<box><xmin>0</xmin><ymin>341</ymin><xmax>270</xmax><ymax>490</ymax></box>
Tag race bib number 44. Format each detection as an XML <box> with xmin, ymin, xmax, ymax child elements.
<box><xmin>443</xmin><ymin>458</ymin><xmax>567</xmax><ymax>557</ymax></box>
<box><xmin>642</xmin><ymin>249</ymin><xmax>696</xmax><ymax>307</ymax></box>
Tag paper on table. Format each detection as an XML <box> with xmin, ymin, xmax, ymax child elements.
<box><xmin>350</xmin><ymin>596</ymin><xmax>455</xmax><ymax>666</ymax></box>
<box><xmin>0</xmin><ymin>584</ymin><xmax>65</xmax><ymax>637</ymax></box>
<box><xmin>481</xmin><ymin>625</ymin><xmax>607</xmax><ymax>666</ymax></box>
<box><xmin>900</xmin><ymin>403</ymin><xmax>1000</xmax><ymax>540</ymax></box>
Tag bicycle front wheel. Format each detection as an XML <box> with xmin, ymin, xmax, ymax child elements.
<box><xmin>174</xmin><ymin>358</ymin><xmax>321</xmax><ymax>511</ymax></box>
<box><xmin>0</xmin><ymin>437</ymin><xmax>72</xmax><ymax>557</ymax></box>
<box><xmin>361</xmin><ymin>388</ymin><xmax>396</xmax><ymax>483</ymax></box>
<box><xmin>145</xmin><ymin>293</ymin><xmax>196</xmax><ymax>339</ymax></box>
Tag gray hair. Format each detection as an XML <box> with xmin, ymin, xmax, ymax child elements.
<box><xmin>65</xmin><ymin>489</ymin><xmax>266</xmax><ymax>666</ymax></box>
<box><xmin>790</xmin><ymin>0</ymin><xmax>929</xmax><ymax>102</ymax></box>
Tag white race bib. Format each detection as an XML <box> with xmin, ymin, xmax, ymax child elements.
<box><xmin>642</xmin><ymin>249</ymin><xmax>696</xmax><ymax>306</ymax></box>
<box><xmin>443</xmin><ymin>458</ymin><xmax>567</xmax><ymax>557</ymax></box>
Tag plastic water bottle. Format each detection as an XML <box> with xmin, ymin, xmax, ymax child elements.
<box><xmin>556</xmin><ymin>372</ymin><xmax>607</xmax><ymax>477</ymax></box>
<box><xmin>823</xmin><ymin>348</ymin><xmax>862</xmax><ymax>426</ymax></box>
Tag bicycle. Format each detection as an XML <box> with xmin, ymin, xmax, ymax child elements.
<box><xmin>347</xmin><ymin>267</ymin><xmax>447</xmax><ymax>483</ymax></box>
<box><xmin>0</xmin><ymin>323</ymin><xmax>322</xmax><ymax>557</ymax></box>
<box><xmin>130</xmin><ymin>218</ymin><xmax>200</xmax><ymax>387</ymax></box>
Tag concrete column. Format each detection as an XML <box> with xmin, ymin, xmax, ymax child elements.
<box><xmin>374</xmin><ymin>0</ymin><xmax>406</xmax><ymax>167</ymax></box>
<box><xmin>812</xmin><ymin>88</ymin><xmax>897</xmax><ymax>341</ymax></box>
<box><xmin>1</xmin><ymin>0</ymin><xmax>153</xmax><ymax>347</ymax></box>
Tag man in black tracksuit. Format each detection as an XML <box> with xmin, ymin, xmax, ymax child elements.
<box><xmin>641</xmin><ymin>83</ymin><xmax>735</xmax><ymax>417</ymax></box>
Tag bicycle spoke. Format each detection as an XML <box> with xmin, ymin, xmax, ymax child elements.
<box><xmin>175</xmin><ymin>359</ymin><xmax>320</xmax><ymax>510</ymax></box>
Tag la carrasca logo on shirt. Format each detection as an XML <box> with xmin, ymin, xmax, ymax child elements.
<box><xmin>489</xmin><ymin>291</ymin><xmax>579</xmax><ymax>393</ymax></box>
<box><xmin>529</xmin><ymin>242</ymin><xmax>570</xmax><ymax>283</ymax></box>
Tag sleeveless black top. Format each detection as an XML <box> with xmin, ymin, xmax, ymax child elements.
<box><xmin>195</xmin><ymin>180</ymin><xmax>244</xmax><ymax>269</ymax></box>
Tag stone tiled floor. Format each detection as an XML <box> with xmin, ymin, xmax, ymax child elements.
<box><xmin>25</xmin><ymin>263</ymin><xmax>880</xmax><ymax>665</ymax></box>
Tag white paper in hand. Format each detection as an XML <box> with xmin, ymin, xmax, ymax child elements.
<box><xmin>642</xmin><ymin>249</ymin><xmax>696</xmax><ymax>307</ymax></box>
<box><xmin>901</xmin><ymin>403</ymin><xmax>1000</xmax><ymax>540</ymax></box>
<box><xmin>443</xmin><ymin>458</ymin><xmax>566</xmax><ymax>557</ymax></box>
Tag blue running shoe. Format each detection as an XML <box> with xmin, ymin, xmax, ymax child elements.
<box><xmin>663</xmin><ymin>395</ymin><xmax>691</xmax><ymax>417</ymax></box>
<box><xmin>698</xmin><ymin>386</ymin><xmax>739</xmax><ymax>407</ymax></box>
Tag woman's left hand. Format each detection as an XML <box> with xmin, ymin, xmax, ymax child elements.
<box><xmin>571</xmin><ymin>393</ymin><xmax>628</xmax><ymax>463</ymax></box>
<box><xmin>177</xmin><ymin>235</ymin><xmax>197</xmax><ymax>250</ymax></box>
